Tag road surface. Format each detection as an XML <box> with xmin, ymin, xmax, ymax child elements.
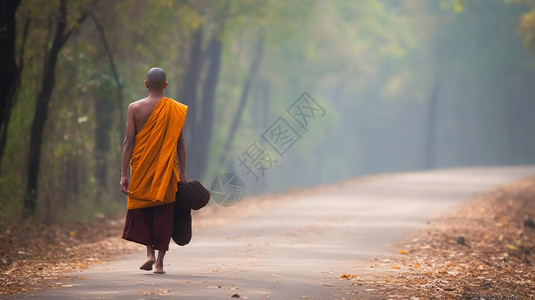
<box><xmin>9</xmin><ymin>166</ymin><xmax>535</xmax><ymax>299</ymax></box>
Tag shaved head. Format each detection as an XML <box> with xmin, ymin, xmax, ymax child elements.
<box><xmin>146</xmin><ymin>67</ymin><xmax>167</xmax><ymax>90</ymax></box>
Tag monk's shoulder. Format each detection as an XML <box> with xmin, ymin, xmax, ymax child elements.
<box><xmin>169</xmin><ymin>98</ymin><xmax>188</xmax><ymax>111</ymax></box>
<box><xmin>128</xmin><ymin>98</ymin><xmax>147</xmax><ymax>111</ymax></box>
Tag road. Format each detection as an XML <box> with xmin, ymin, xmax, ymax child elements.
<box><xmin>9</xmin><ymin>166</ymin><xmax>535</xmax><ymax>299</ymax></box>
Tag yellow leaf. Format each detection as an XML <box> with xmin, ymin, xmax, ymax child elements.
<box><xmin>454</xmin><ymin>2</ymin><xmax>464</xmax><ymax>13</ymax></box>
<box><xmin>340</xmin><ymin>273</ymin><xmax>355</xmax><ymax>280</ymax></box>
<box><xmin>505</xmin><ymin>244</ymin><xmax>519</xmax><ymax>251</ymax></box>
<box><xmin>399</xmin><ymin>249</ymin><xmax>408</xmax><ymax>255</ymax></box>
<box><xmin>391</xmin><ymin>266</ymin><xmax>401</xmax><ymax>269</ymax></box>
<box><xmin>413</xmin><ymin>263</ymin><xmax>421</xmax><ymax>268</ymax></box>
<box><xmin>69</xmin><ymin>230</ymin><xmax>76</xmax><ymax>237</ymax></box>
<box><xmin>79</xmin><ymin>264</ymin><xmax>88</xmax><ymax>268</ymax></box>
<box><xmin>454</xmin><ymin>0</ymin><xmax>465</xmax><ymax>13</ymax></box>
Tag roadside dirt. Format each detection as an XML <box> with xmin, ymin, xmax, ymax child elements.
<box><xmin>339</xmin><ymin>177</ymin><xmax>535</xmax><ymax>299</ymax></box>
<box><xmin>0</xmin><ymin>175</ymin><xmax>385</xmax><ymax>296</ymax></box>
<box><xmin>0</xmin><ymin>213</ymin><xmax>137</xmax><ymax>295</ymax></box>
<box><xmin>2</xmin><ymin>174</ymin><xmax>534</xmax><ymax>298</ymax></box>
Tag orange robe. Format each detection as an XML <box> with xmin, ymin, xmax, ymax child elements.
<box><xmin>127</xmin><ymin>97</ymin><xmax>188</xmax><ymax>210</ymax></box>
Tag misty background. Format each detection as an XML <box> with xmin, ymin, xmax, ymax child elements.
<box><xmin>2</xmin><ymin>0</ymin><xmax>535</xmax><ymax>224</ymax></box>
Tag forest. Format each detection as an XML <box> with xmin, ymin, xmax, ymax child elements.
<box><xmin>2</xmin><ymin>0</ymin><xmax>535</xmax><ymax>225</ymax></box>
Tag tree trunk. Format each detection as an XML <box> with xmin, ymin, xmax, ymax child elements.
<box><xmin>219</xmin><ymin>37</ymin><xmax>265</xmax><ymax>167</ymax></box>
<box><xmin>94</xmin><ymin>94</ymin><xmax>113</xmax><ymax>198</ymax></box>
<box><xmin>0</xmin><ymin>0</ymin><xmax>22</xmax><ymax>174</ymax></box>
<box><xmin>24</xmin><ymin>0</ymin><xmax>87</xmax><ymax>217</ymax></box>
<box><xmin>193</xmin><ymin>33</ymin><xmax>224</xmax><ymax>179</ymax></box>
<box><xmin>179</xmin><ymin>27</ymin><xmax>204</xmax><ymax>177</ymax></box>
<box><xmin>90</xmin><ymin>13</ymin><xmax>123</xmax><ymax>199</ymax></box>
<box><xmin>250</xmin><ymin>79</ymin><xmax>270</xmax><ymax>192</ymax></box>
<box><xmin>180</xmin><ymin>27</ymin><xmax>203</xmax><ymax>142</ymax></box>
<box><xmin>90</xmin><ymin>13</ymin><xmax>124</xmax><ymax>131</ymax></box>
<box><xmin>424</xmin><ymin>81</ymin><xmax>441</xmax><ymax>169</ymax></box>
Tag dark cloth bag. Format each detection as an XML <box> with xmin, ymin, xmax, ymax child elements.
<box><xmin>175</xmin><ymin>180</ymin><xmax>211</xmax><ymax>210</ymax></box>
<box><xmin>172</xmin><ymin>206</ymin><xmax>191</xmax><ymax>246</ymax></box>
<box><xmin>172</xmin><ymin>180</ymin><xmax>211</xmax><ymax>246</ymax></box>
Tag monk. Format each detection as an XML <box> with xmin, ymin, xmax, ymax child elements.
<box><xmin>120</xmin><ymin>67</ymin><xmax>188</xmax><ymax>274</ymax></box>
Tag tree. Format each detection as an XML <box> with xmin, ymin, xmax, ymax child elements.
<box><xmin>179</xmin><ymin>1</ymin><xmax>230</xmax><ymax>180</ymax></box>
<box><xmin>89</xmin><ymin>12</ymin><xmax>124</xmax><ymax>199</ymax></box>
<box><xmin>0</xmin><ymin>0</ymin><xmax>22</xmax><ymax>174</ymax></box>
<box><xmin>218</xmin><ymin>35</ymin><xmax>265</xmax><ymax>168</ymax></box>
<box><xmin>195</xmin><ymin>31</ymin><xmax>224</xmax><ymax>178</ymax></box>
<box><xmin>424</xmin><ymin>81</ymin><xmax>442</xmax><ymax>169</ymax></box>
<box><xmin>518</xmin><ymin>0</ymin><xmax>535</xmax><ymax>51</ymax></box>
<box><xmin>180</xmin><ymin>26</ymin><xmax>203</xmax><ymax>174</ymax></box>
<box><xmin>24</xmin><ymin>0</ymin><xmax>88</xmax><ymax>217</ymax></box>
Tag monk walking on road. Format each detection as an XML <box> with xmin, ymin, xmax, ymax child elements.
<box><xmin>120</xmin><ymin>67</ymin><xmax>188</xmax><ymax>274</ymax></box>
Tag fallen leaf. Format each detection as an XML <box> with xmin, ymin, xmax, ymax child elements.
<box><xmin>340</xmin><ymin>273</ymin><xmax>355</xmax><ymax>280</ymax></box>
<box><xmin>391</xmin><ymin>266</ymin><xmax>401</xmax><ymax>269</ymax></box>
<box><xmin>399</xmin><ymin>249</ymin><xmax>408</xmax><ymax>254</ymax></box>
<box><xmin>497</xmin><ymin>222</ymin><xmax>508</xmax><ymax>228</ymax></box>
<box><xmin>505</xmin><ymin>244</ymin><xmax>518</xmax><ymax>251</ymax></box>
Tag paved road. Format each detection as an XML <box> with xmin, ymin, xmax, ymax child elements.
<box><xmin>9</xmin><ymin>166</ymin><xmax>535</xmax><ymax>300</ymax></box>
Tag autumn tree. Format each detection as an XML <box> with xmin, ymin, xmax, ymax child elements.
<box><xmin>0</xmin><ymin>0</ymin><xmax>22</xmax><ymax>174</ymax></box>
<box><xmin>179</xmin><ymin>1</ymin><xmax>230</xmax><ymax>180</ymax></box>
<box><xmin>24</xmin><ymin>0</ymin><xmax>89</xmax><ymax>217</ymax></box>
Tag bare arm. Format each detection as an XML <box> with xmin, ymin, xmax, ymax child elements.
<box><xmin>120</xmin><ymin>104</ymin><xmax>136</xmax><ymax>195</ymax></box>
<box><xmin>177</xmin><ymin>130</ymin><xmax>188</xmax><ymax>182</ymax></box>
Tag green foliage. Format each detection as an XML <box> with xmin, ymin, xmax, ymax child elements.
<box><xmin>2</xmin><ymin>0</ymin><xmax>535</xmax><ymax>224</ymax></box>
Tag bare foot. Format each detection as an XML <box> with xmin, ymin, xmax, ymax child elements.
<box><xmin>153</xmin><ymin>249</ymin><xmax>167</xmax><ymax>274</ymax></box>
<box><xmin>140</xmin><ymin>259</ymin><xmax>155</xmax><ymax>271</ymax></box>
